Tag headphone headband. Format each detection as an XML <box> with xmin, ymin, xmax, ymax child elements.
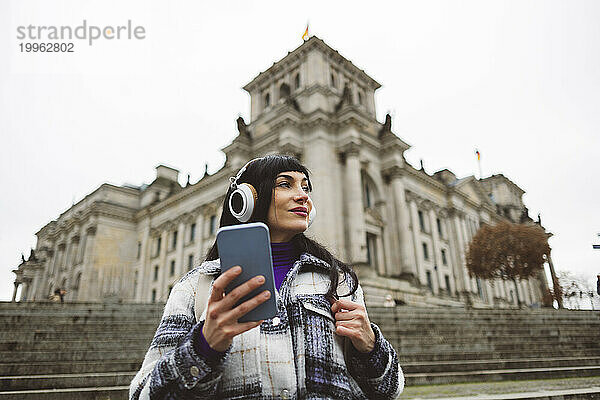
<box><xmin>230</xmin><ymin>157</ymin><xmax>263</xmax><ymax>190</ymax></box>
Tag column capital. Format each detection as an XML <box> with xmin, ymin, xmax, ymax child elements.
<box><xmin>339</xmin><ymin>142</ymin><xmax>361</xmax><ymax>157</ymax></box>
<box><xmin>382</xmin><ymin>165</ymin><xmax>405</xmax><ymax>180</ymax></box>
<box><xmin>448</xmin><ymin>207</ymin><xmax>466</xmax><ymax>218</ymax></box>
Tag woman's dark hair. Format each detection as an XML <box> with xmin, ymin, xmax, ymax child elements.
<box><xmin>205</xmin><ymin>154</ymin><xmax>358</xmax><ymax>299</ymax></box>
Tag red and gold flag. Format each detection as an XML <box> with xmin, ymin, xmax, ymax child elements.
<box><xmin>302</xmin><ymin>24</ymin><xmax>309</xmax><ymax>41</ymax></box>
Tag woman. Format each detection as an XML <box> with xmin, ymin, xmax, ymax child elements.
<box><xmin>130</xmin><ymin>155</ymin><xmax>404</xmax><ymax>399</ymax></box>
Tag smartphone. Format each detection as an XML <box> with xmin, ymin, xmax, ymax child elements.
<box><xmin>216</xmin><ymin>222</ymin><xmax>277</xmax><ymax>322</ymax></box>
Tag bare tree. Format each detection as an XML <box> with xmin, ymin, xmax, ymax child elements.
<box><xmin>466</xmin><ymin>221</ymin><xmax>551</xmax><ymax>307</ymax></box>
<box><xmin>558</xmin><ymin>270</ymin><xmax>598</xmax><ymax>310</ymax></box>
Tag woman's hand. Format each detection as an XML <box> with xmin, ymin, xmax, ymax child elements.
<box><xmin>202</xmin><ymin>266</ymin><xmax>271</xmax><ymax>352</ymax></box>
<box><xmin>331</xmin><ymin>299</ymin><xmax>376</xmax><ymax>353</ymax></box>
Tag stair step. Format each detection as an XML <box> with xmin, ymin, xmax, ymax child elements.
<box><xmin>405</xmin><ymin>365</ymin><xmax>600</xmax><ymax>385</ymax></box>
<box><xmin>0</xmin><ymin>372</ymin><xmax>135</xmax><ymax>391</ymax></box>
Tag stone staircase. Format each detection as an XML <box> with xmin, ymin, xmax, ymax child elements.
<box><xmin>368</xmin><ymin>306</ymin><xmax>600</xmax><ymax>388</ymax></box>
<box><xmin>0</xmin><ymin>302</ymin><xmax>598</xmax><ymax>399</ymax></box>
<box><xmin>0</xmin><ymin>301</ymin><xmax>163</xmax><ymax>399</ymax></box>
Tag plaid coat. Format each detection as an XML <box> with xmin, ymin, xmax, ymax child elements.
<box><xmin>129</xmin><ymin>253</ymin><xmax>404</xmax><ymax>399</ymax></box>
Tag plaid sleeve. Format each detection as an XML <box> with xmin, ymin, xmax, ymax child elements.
<box><xmin>129</xmin><ymin>270</ymin><xmax>229</xmax><ymax>400</ymax></box>
<box><xmin>346</xmin><ymin>285</ymin><xmax>405</xmax><ymax>399</ymax></box>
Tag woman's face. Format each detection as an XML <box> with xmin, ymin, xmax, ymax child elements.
<box><xmin>266</xmin><ymin>170</ymin><xmax>313</xmax><ymax>242</ymax></box>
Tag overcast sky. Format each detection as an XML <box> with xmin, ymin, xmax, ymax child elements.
<box><xmin>1</xmin><ymin>0</ymin><xmax>599</xmax><ymax>302</ymax></box>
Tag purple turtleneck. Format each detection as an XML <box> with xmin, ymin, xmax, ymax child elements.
<box><xmin>194</xmin><ymin>240</ymin><xmax>297</xmax><ymax>358</ymax></box>
<box><xmin>271</xmin><ymin>241</ymin><xmax>296</xmax><ymax>290</ymax></box>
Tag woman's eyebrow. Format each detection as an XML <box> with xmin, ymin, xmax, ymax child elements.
<box><xmin>276</xmin><ymin>174</ymin><xmax>308</xmax><ymax>182</ymax></box>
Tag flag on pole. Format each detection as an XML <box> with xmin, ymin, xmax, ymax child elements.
<box><xmin>475</xmin><ymin>149</ymin><xmax>480</xmax><ymax>161</ymax></box>
<box><xmin>302</xmin><ymin>24</ymin><xmax>309</xmax><ymax>41</ymax></box>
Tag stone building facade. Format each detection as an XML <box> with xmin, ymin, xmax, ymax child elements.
<box><xmin>13</xmin><ymin>36</ymin><xmax>549</xmax><ymax>307</ymax></box>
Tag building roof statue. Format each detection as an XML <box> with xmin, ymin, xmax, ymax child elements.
<box><xmin>335</xmin><ymin>83</ymin><xmax>353</xmax><ymax>112</ymax></box>
<box><xmin>378</xmin><ymin>113</ymin><xmax>392</xmax><ymax>139</ymax></box>
<box><xmin>236</xmin><ymin>116</ymin><xmax>251</xmax><ymax>139</ymax></box>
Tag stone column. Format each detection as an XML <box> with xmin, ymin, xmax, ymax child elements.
<box><xmin>344</xmin><ymin>145</ymin><xmax>367</xmax><ymax>264</ymax></box>
<box><xmin>408</xmin><ymin>199</ymin><xmax>423</xmax><ymax>284</ymax></box>
<box><xmin>429</xmin><ymin>208</ymin><xmax>443</xmax><ymax>294</ymax></box>
<box><xmin>175</xmin><ymin>221</ymin><xmax>186</xmax><ymax>278</ymax></box>
<box><xmin>449</xmin><ymin>211</ymin><xmax>467</xmax><ymax>294</ymax></box>
<box><xmin>387</xmin><ymin>170</ymin><xmax>416</xmax><ymax>278</ymax></box>
<box><xmin>303</xmin><ymin>131</ymin><xmax>343</xmax><ymax>258</ymax></box>
<box><xmin>459</xmin><ymin>217</ymin><xmax>474</xmax><ymax>293</ymax></box>
<box><xmin>158</xmin><ymin>230</ymin><xmax>168</xmax><ymax>301</ymax></box>
<box><xmin>81</xmin><ymin>226</ymin><xmax>98</xmax><ymax>301</ymax></box>
<box><xmin>377</xmin><ymin>200</ymin><xmax>394</xmax><ymax>277</ymax></box>
<box><xmin>20</xmin><ymin>280</ymin><xmax>30</xmax><ymax>301</ymax></box>
<box><xmin>194</xmin><ymin>212</ymin><xmax>205</xmax><ymax>266</ymax></box>
<box><xmin>12</xmin><ymin>282</ymin><xmax>20</xmax><ymax>302</ymax></box>
<box><xmin>137</xmin><ymin>227</ymin><xmax>150</xmax><ymax>302</ymax></box>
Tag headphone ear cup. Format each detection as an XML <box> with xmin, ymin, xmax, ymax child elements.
<box><xmin>308</xmin><ymin>203</ymin><xmax>316</xmax><ymax>227</ymax></box>
<box><xmin>229</xmin><ymin>183</ymin><xmax>257</xmax><ymax>223</ymax></box>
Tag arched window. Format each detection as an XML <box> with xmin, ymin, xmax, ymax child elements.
<box><xmin>361</xmin><ymin>172</ymin><xmax>379</xmax><ymax>209</ymax></box>
<box><xmin>330</xmin><ymin>72</ymin><xmax>336</xmax><ymax>88</ymax></box>
<box><xmin>294</xmin><ymin>73</ymin><xmax>300</xmax><ymax>90</ymax></box>
<box><xmin>264</xmin><ymin>92</ymin><xmax>270</xmax><ymax>108</ymax></box>
<box><xmin>357</xmin><ymin>91</ymin><xmax>363</xmax><ymax>105</ymax></box>
<box><xmin>279</xmin><ymin>83</ymin><xmax>290</xmax><ymax>100</ymax></box>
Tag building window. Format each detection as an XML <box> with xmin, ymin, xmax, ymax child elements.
<box><xmin>279</xmin><ymin>83</ymin><xmax>290</xmax><ymax>100</ymax></box>
<box><xmin>171</xmin><ymin>231</ymin><xmax>177</xmax><ymax>250</ymax></box>
<box><xmin>151</xmin><ymin>289</ymin><xmax>156</xmax><ymax>303</ymax></box>
<box><xmin>294</xmin><ymin>73</ymin><xmax>300</xmax><ymax>90</ymax></box>
<box><xmin>418</xmin><ymin>210</ymin><xmax>425</xmax><ymax>232</ymax></box>
<box><xmin>366</xmin><ymin>233</ymin><xmax>378</xmax><ymax>268</ymax></box>
<box><xmin>426</xmin><ymin>270</ymin><xmax>433</xmax><ymax>292</ymax></box>
<box><xmin>476</xmin><ymin>278</ymin><xmax>484</xmax><ymax>299</ymax></box>
<box><xmin>357</xmin><ymin>91</ymin><xmax>363</xmax><ymax>105</ymax></box>
<box><xmin>437</xmin><ymin>218</ymin><xmax>443</xmax><ymax>237</ymax></box>
<box><xmin>364</xmin><ymin>181</ymin><xmax>372</xmax><ymax>208</ymax></box>
<box><xmin>264</xmin><ymin>92</ymin><xmax>270</xmax><ymax>108</ymax></box>
<box><xmin>441</xmin><ymin>249</ymin><xmax>448</xmax><ymax>265</ymax></box>
<box><xmin>153</xmin><ymin>265</ymin><xmax>159</xmax><ymax>281</ymax></box>
<box><xmin>444</xmin><ymin>274</ymin><xmax>451</xmax><ymax>293</ymax></box>
<box><xmin>136</xmin><ymin>242</ymin><xmax>141</xmax><ymax>259</ymax></box>
<box><xmin>210</xmin><ymin>215</ymin><xmax>217</xmax><ymax>235</ymax></box>
<box><xmin>170</xmin><ymin>260</ymin><xmax>175</xmax><ymax>276</ymax></box>
<box><xmin>154</xmin><ymin>237</ymin><xmax>162</xmax><ymax>257</ymax></box>
<box><xmin>422</xmin><ymin>242</ymin><xmax>429</xmax><ymax>260</ymax></box>
<box><xmin>330</xmin><ymin>72</ymin><xmax>336</xmax><ymax>88</ymax></box>
<box><xmin>188</xmin><ymin>254</ymin><xmax>194</xmax><ymax>271</ymax></box>
<box><xmin>190</xmin><ymin>223</ymin><xmax>196</xmax><ymax>242</ymax></box>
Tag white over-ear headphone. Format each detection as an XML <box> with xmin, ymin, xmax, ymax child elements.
<box><xmin>228</xmin><ymin>158</ymin><xmax>316</xmax><ymax>227</ymax></box>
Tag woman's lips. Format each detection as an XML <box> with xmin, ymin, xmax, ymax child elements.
<box><xmin>291</xmin><ymin>211</ymin><xmax>307</xmax><ymax>217</ymax></box>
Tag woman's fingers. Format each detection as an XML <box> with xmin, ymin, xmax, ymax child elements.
<box><xmin>333</xmin><ymin>309</ymin><xmax>360</xmax><ymax>321</ymax></box>
<box><xmin>231</xmin><ymin>319</ymin><xmax>264</xmax><ymax>336</ymax></box>
<box><xmin>219</xmin><ymin>274</ymin><xmax>267</xmax><ymax>311</ymax></box>
<box><xmin>331</xmin><ymin>298</ymin><xmax>364</xmax><ymax>313</ymax></box>
<box><xmin>225</xmin><ymin>290</ymin><xmax>271</xmax><ymax>320</ymax></box>
<box><xmin>210</xmin><ymin>266</ymin><xmax>242</xmax><ymax>303</ymax></box>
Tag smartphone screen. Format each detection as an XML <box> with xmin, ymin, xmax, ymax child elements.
<box><xmin>216</xmin><ymin>222</ymin><xmax>277</xmax><ymax>322</ymax></box>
